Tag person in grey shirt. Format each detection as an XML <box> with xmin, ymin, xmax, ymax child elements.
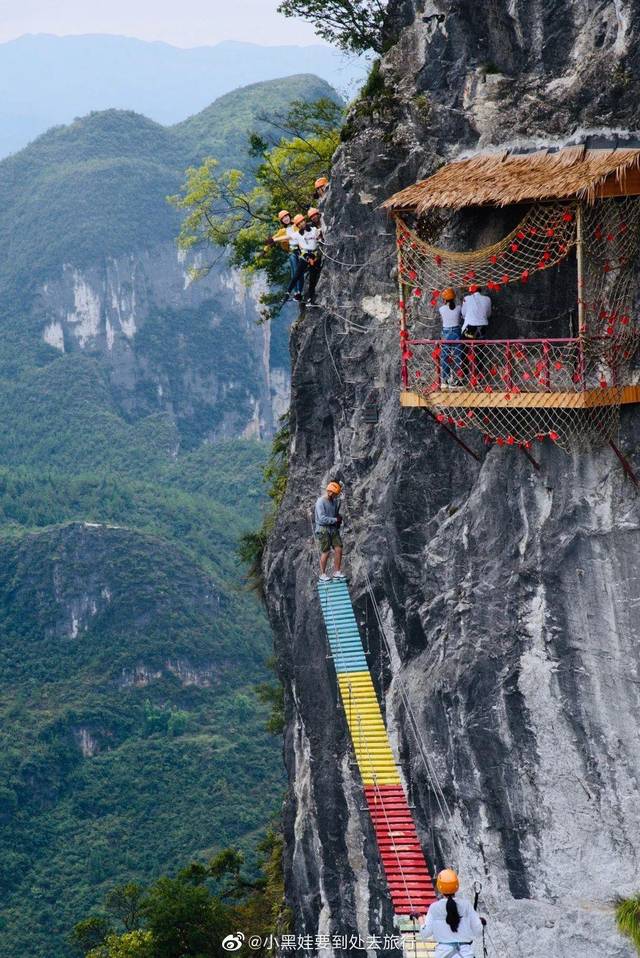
<box><xmin>315</xmin><ymin>481</ymin><xmax>345</xmax><ymax>581</ymax></box>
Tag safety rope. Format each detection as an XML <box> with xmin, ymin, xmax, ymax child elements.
<box><xmin>356</xmin><ymin>560</ymin><xmax>506</xmax><ymax>958</ymax></box>
<box><xmin>474</xmin><ymin>882</ymin><xmax>489</xmax><ymax>958</ymax></box>
<box><xmin>318</xmin><ymin>238</ymin><xmax>399</xmax><ymax>271</ymax></box>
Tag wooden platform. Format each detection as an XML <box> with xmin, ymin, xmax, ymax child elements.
<box><xmin>401</xmin><ymin>384</ymin><xmax>640</xmax><ymax>410</ymax></box>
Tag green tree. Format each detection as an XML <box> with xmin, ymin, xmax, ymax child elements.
<box><xmin>617</xmin><ymin>895</ymin><xmax>640</xmax><ymax>953</ymax></box>
<box><xmin>69</xmin><ymin>916</ymin><xmax>113</xmax><ymax>955</ymax></box>
<box><xmin>277</xmin><ymin>0</ymin><xmax>389</xmax><ymax>53</ymax></box>
<box><xmin>105</xmin><ymin>884</ymin><xmax>146</xmax><ymax>933</ymax></box>
<box><xmin>142</xmin><ymin>876</ymin><xmax>229</xmax><ymax>958</ymax></box>
<box><xmin>87</xmin><ymin>931</ymin><xmax>154</xmax><ymax>958</ymax></box>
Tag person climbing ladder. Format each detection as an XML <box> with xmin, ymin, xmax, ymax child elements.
<box><xmin>418</xmin><ymin>869</ymin><xmax>485</xmax><ymax>958</ymax></box>
<box><xmin>314</xmin><ymin>481</ymin><xmax>345</xmax><ymax>581</ymax></box>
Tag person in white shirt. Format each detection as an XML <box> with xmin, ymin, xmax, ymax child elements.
<box><xmin>461</xmin><ymin>284</ymin><xmax>492</xmax><ymax>339</ymax></box>
<box><xmin>272</xmin><ymin>210</ymin><xmax>304</xmax><ymax>301</ymax></box>
<box><xmin>418</xmin><ymin>869</ymin><xmax>484</xmax><ymax>958</ymax></box>
<box><xmin>285</xmin><ymin>214</ymin><xmax>322</xmax><ymax>305</ymax></box>
<box><xmin>438</xmin><ymin>288</ymin><xmax>463</xmax><ymax>386</ymax></box>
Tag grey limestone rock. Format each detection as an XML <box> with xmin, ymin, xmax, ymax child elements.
<box><xmin>263</xmin><ymin>2</ymin><xmax>640</xmax><ymax>956</ymax></box>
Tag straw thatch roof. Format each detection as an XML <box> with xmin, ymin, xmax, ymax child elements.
<box><xmin>382</xmin><ymin>146</ymin><xmax>640</xmax><ymax>213</ymax></box>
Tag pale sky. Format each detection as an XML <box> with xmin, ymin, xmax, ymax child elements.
<box><xmin>0</xmin><ymin>0</ymin><xmax>321</xmax><ymax>48</ymax></box>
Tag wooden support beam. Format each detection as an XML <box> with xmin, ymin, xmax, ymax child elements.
<box><xmin>400</xmin><ymin>385</ymin><xmax>640</xmax><ymax>410</ymax></box>
<box><xmin>423</xmin><ymin>409</ymin><xmax>481</xmax><ymax>462</ymax></box>
<box><xmin>609</xmin><ymin>440</ymin><xmax>639</xmax><ymax>486</ymax></box>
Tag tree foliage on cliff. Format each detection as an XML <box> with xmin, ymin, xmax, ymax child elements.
<box><xmin>277</xmin><ymin>0</ymin><xmax>389</xmax><ymax>53</ymax></box>
<box><xmin>170</xmin><ymin>99</ymin><xmax>341</xmax><ymax>299</ymax></box>
<box><xmin>73</xmin><ymin>827</ymin><xmax>291</xmax><ymax>958</ymax></box>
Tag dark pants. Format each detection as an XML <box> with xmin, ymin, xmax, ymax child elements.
<box><xmin>442</xmin><ymin>325</ymin><xmax>462</xmax><ymax>382</ymax></box>
<box><xmin>288</xmin><ymin>252</ymin><xmax>304</xmax><ymax>293</ymax></box>
<box><xmin>288</xmin><ymin>253</ymin><xmax>322</xmax><ymax>300</ymax></box>
<box><xmin>463</xmin><ymin>326</ymin><xmax>486</xmax><ymax>385</ymax></box>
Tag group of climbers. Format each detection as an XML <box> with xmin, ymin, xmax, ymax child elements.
<box><xmin>438</xmin><ymin>284</ymin><xmax>492</xmax><ymax>386</ymax></box>
<box><xmin>271</xmin><ymin>177</ymin><xmax>329</xmax><ymax>308</ymax></box>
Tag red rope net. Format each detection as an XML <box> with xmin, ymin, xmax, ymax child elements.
<box><xmin>397</xmin><ymin>198</ymin><xmax>640</xmax><ymax>450</ymax></box>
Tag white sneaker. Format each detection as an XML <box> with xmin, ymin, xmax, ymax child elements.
<box><xmin>319</xmin><ymin>573</ymin><xmax>331</xmax><ymax>582</ymax></box>
<box><xmin>332</xmin><ymin>570</ymin><xmax>346</xmax><ymax>579</ymax></box>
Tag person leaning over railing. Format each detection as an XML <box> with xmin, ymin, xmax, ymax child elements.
<box><xmin>461</xmin><ymin>284</ymin><xmax>492</xmax><ymax>386</ymax></box>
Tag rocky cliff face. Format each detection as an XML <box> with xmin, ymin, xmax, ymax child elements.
<box><xmin>37</xmin><ymin>244</ymin><xmax>289</xmax><ymax>445</ymax></box>
<box><xmin>264</xmin><ymin>2</ymin><xmax>640</xmax><ymax>956</ymax></box>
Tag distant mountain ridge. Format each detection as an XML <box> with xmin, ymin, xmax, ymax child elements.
<box><xmin>0</xmin><ymin>33</ymin><xmax>366</xmax><ymax>158</ymax></box>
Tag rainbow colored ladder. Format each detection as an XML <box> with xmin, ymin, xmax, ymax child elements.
<box><xmin>318</xmin><ymin>578</ymin><xmax>437</xmax><ymax>954</ymax></box>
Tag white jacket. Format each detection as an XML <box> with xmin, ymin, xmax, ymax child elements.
<box><xmin>420</xmin><ymin>895</ymin><xmax>483</xmax><ymax>958</ymax></box>
<box><xmin>461</xmin><ymin>292</ymin><xmax>492</xmax><ymax>330</ymax></box>
<box><xmin>298</xmin><ymin>225</ymin><xmax>320</xmax><ymax>253</ymax></box>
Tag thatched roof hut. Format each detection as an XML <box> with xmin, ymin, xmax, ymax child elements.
<box><xmin>382</xmin><ymin>145</ymin><xmax>640</xmax><ymax>213</ymax></box>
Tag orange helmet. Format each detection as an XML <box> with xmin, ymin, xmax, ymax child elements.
<box><xmin>436</xmin><ymin>869</ymin><xmax>460</xmax><ymax>896</ymax></box>
<box><xmin>468</xmin><ymin>283</ymin><xmax>480</xmax><ymax>294</ymax></box>
<box><xmin>278</xmin><ymin>210</ymin><xmax>291</xmax><ymax>223</ymax></box>
<box><xmin>326</xmin><ymin>481</ymin><xmax>342</xmax><ymax>495</ymax></box>
<box><xmin>293</xmin><ymin>214</ymin><xmax>305</xmax><ymax>227</ymax></box>
<box><xmin>308</xmin><ymin>207</ymin><xmax>320</xmax><ymax>219</ymax></box>
<box><xmin>315</xmin><ymin>177</ymin><xmax>329</xmax><ymax>190</ymax></box>
<box><xmin>442</xmin><ymin>288</ymin><xmax>456</xmax><ymax>302</ymax></box>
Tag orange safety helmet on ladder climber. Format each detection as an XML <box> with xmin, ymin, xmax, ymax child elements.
<box><xmin>326</xmin><ymin>481</ymin><xmax>342</xmax><ymax>495</ymax></box>
<box><xmin>315</xmin><ymin>177</ymin><xmax>329</xmax><ymax>190</ymax></box>
<box><xmin>436</xmin><ymin>869</ymin><xmax>460</xmax><ymax>896</ymax></box>
<box><xmin>442</xmin><ymin>288</ymin><xmax>456</xmax><ymax>301</ymax></box>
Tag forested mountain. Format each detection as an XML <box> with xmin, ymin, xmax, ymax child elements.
<box><xmin>0</xmin><ymin>74</ymin><xmax>336</xmax><ymax>445</ymax></box>
<box><xmin>0</xmin><ymin>34</ymin><xmax>365</xmax><ymax>158</ymax></box>
<box><xmin>0</xmin><ymin>74</ymin><xmax>337</xmax><ymax>958</ymax></box>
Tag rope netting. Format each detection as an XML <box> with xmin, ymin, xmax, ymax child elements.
<box><xmin>397</xmin><ymin>202</ymin><xmax>577</xmax><ymax>308</ymax></box>
<box><xmin>396</xmin><ymin>197</ymin><xmax>640</xmax><ymax>450</ymax></box>
<box><xmin>404</xmin><ymin>337</ymin><xmax>622</xmax><ymax>450</ymax></box>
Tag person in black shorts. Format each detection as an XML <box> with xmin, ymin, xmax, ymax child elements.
<box><xmin>314</xmin><ymin>481</ymin><xmax>344</xmax><ymax>581</ymax></box>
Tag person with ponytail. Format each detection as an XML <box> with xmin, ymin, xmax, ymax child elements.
<box><xmin>417</xmin><ymin>869</ymin><xmax>484</xmax><ymax>958</ymax></box>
